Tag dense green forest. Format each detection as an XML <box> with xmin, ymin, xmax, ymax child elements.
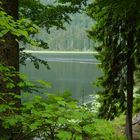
<box><xmin>0</xmin><ymin>0</ymin><xmax>140</xmax><ymax>140</ymax></box>
<box><xmin>23</xmin><ymin>0</ymin><xmax>95</xmax><ymax>51</ymax></box>
<box><xmin>26</xmin><ymin>14</ymin><xmax>94</xmax><ymax>51</ymax></box>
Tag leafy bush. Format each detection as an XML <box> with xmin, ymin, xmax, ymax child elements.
<box><xmin>0</xmin><ymin>64</ymin><xmax>126</xmax><ymax>140</ymax></box>
<box><xmin>1</xmin><ymin>94</ymin><xmax>126</xmax><ymax>140</ymax></box>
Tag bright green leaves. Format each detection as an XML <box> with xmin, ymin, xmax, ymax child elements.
<box><xmin>0</xmin><ymin>64</ymin><xmax>125</xmax><ymax>140</ymax></box>
<box><xmin>0</xmin><ymin>29</ymin><xmax>9</xmax><ymax>38</ymax></box>
<box><xmin>83</xmin><ymin>124</ymin><xmax>94</xmax><ymax>135</ymax></box>
<box><xmin>58</xmin><ymin>117</ymin><xmax>67</xmax><ymax>124</ymax></box>
<box><xmin>0</xmin><ymin>8</ymin><xmax>39</xmax><ymax>46</ymax></box>
<box><xmin>0</xmin><ymin>10</ymin><xmax>13</xmax><ymax>37</ymax></box>
<box><xmin>16</xmin><ymin>28</ymin><xmax>29</xmax><ymax>38</ymax></box>
<box><xmin>37</xmin><ymin>80</ymin><xmax>52</xmax><ymax>88</ymax></box>
<box><xmin>57</xmin><ymin>131</ymin><xmax>72</xmax><ymax>140</ymax></box>
<box><xmin>20</xmin><ymin>94</ymin><xmax>84</xmax><ymax>139</ymax></box>
<box><xmin>6</xmin><ymin>83</ymin><xmax>15</xmax><ymax>89</ymax></box>
<box><xmin>29</xmin><ymin>120</ymin><xmax>43</xmax><ymax>130</ymax></box>
<box><xmin>3</xmin><ymin>115</ymin><xmax>23</xmax><ymax>129</ymax></box>
<box><xmin>0</xmin><ymin>104</ymin><xmax>11</xmax><ymax>113</ymax></box>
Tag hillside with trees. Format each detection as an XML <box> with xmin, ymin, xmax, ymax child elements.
<box><xmin>26</xmin><ymin>13</ymin><xmax>95</xmax><ymax>51</ymax></box>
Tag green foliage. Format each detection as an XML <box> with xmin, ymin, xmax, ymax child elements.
<box><xmin>87</xmin><ymin>119</ymin><xmax>126</xmax><ymax>140</ymax></box>
<box><xmin>0</xmin><ymin>7</ymin><xmax>39</xmax><ymax>43</ymax></box>
<box><xmin>19</xmin><ymin>0</ymin><xmax>91</xmax><ymax>52</ymax></box>
<box><xmin>0</xmin><ymin>6</ymin><xmax>51</xmax><ymax>69</ymax></box>
<box><xmin>0</xmin><ymin>64</ymin><xmax>126</xmax><ymax>140</ymax></box>
<box><xmin>133</xmin><ymin>91</ymin><xmax>140</xmax><ymax>114</ymax></box>
<box><xmin>20</xmin><ymin>51</ymin><xmax>50</xmax><ymax>69</ymax></box>
<box><xmin>87</xmin><ymin>94</ymin><xmax>101</xmax><ymax>113</ymax></box>
<box><xmin>133</xmin><ymin>65</ymin><xmax>140</xmax><ymax>113</ymax></box>
<box><xmin>20</xmin><ymin>0</ymin><xmax>87</xmax><ymax>30</ymax></box>
<box><xmin>87</xmin><ymin>0</ymin><xmax>140</xmax><ymax>119</ymax></box>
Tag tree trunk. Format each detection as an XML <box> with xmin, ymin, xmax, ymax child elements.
<box><xmin>126</xmin><ymin>28</ymin><xmax>134</xmax><ymax>140</ymax></box>
<box><xmin>0</xmin><ymin>1</ymin><xmax>19</xmax><ymax>139</ymax></box>
<box><xmin>0</xmin><ymin>0</ymin><xmax>19</xmax><ymax>70</ymax></box>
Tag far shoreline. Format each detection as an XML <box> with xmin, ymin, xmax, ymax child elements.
<box><xmin>23</xmin><ymin>50</ymin><xmax>98</xmax><ymax>54</ymax></box>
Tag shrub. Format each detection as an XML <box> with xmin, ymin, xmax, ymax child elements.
<box><xmin>0</xmin><ymin>64</ymin><xmax>126</xmax><ymax>140</ymax></box>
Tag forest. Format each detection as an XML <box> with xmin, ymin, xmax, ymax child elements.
<box><xmin>31</xmin><ymin>13</ymin><xmax>94</xmax><ymax>51</ymax></box>
<box><xmin>0</xmin><ymin>0</ymin><xmax>140</xmax><ymax>140</ymax></box>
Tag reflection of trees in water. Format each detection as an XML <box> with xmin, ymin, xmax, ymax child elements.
<box><xmin>20</xmin><ymin>53</ymin><xmax>101</xmax><ymax>102</ymax></box>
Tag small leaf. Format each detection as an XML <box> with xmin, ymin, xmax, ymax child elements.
<box><xmin>37</xmin><ymin>80</ymin><xmax>52</xmax><ymax>88</ymax></box>
<box><xmin>58</xmin><ymin>117</ymin><xmax>67</xmax><ymax>124</ymax></box>
<box><xmin>6</xmin><ymin>83</ymin><xmax>15</xmax><ymax>89</ymax></box>
<box><xmin>29</xmin><ymin>121</ymin><xmax>41</xmax><ymax>130</ymax></box>
<box><xmin>57</xmin><ymin>131</ymin><xmax>72</xmax><ymax>140</ymax></box>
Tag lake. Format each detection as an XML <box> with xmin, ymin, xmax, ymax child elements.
<box><xmin>20</xmin><ymin>51</ymin><xmax>101</xmax><ymax>103</ymax></box>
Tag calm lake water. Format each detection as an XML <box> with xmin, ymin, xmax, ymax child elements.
<box><xmin>20</xmin><ymin>51</ymin><xmax>101</xmax><ymax>103</ymax></box>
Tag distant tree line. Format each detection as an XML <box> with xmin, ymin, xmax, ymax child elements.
<box><xmin>26</xmin><ymin>13</ymin><xmax>95</xmax><ymax>51</ymax></box>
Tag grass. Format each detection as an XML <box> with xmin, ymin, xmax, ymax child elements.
<box><xmin>112</xmin><ymin>115</ymin><xmax>126</xmax><ymax>140</ymax></box>
<box><xmin>92</xmin><ymin>117</ymin><xmax>127</xmax><ymax>140</ymax></box>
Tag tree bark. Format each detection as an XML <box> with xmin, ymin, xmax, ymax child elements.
<box><xmin>0</xmin><ymin>1</ymin><xmax>19</xmax><ymax>139</ymax></box>
<box><xmin>0</xmin><ymin>0</ymin><xmax>19</xmax><ymax>70</ymax></box>
<box><xmin>126</xmin><ymin>27</ymin><xmax>134</xmax><ymax>140</ymax></box>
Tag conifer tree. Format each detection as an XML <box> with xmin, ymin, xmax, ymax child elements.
<box><xmin>87</xmin><ymin>0</ymin><xmax>140</xmax><ymax>139</ymax></box>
